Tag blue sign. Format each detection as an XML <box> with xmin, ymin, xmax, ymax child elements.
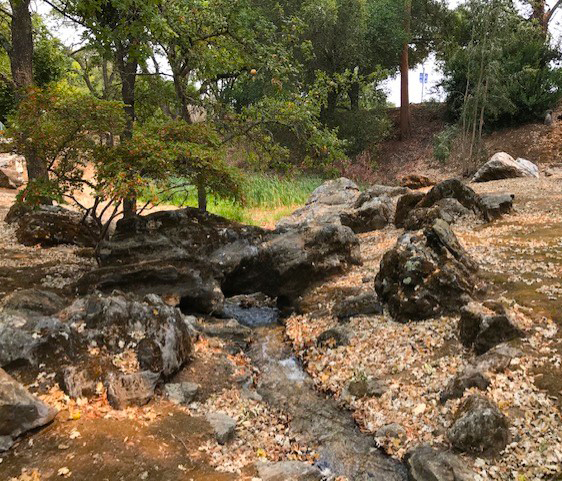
<box><xmin>419</xmin><ymin>73</ymin><xmax>429</xmax><ymax>84</ymax></box>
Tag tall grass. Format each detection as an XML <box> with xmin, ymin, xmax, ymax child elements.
<box><xmin>149</xmin><ymin>174</ymin><xmax>325</xmax><ymax>226</ymax></box>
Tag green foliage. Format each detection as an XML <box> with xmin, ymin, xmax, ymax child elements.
<box><xmin>433</xmin><ymin>125</ymin><xmax>458</xmax><ymax>163</ymax></box>
<box><xmin>101</xmin><ymin>119</ymin><xmax>243</xmax><ymax>203</ymax></box>
<box><xmin>7</xmin><ymin>84</ymin><xmax>125</xmax><ymax>204</ymax></box>
<box><xmin>440</xmin><ymin>0</ymin><xmax>562</xmax><ymax>128</ymax></box>
<box><xmin>32</xmin><ymin>22</ymin><xmax>72</xmax><ymax>86</ymax></box>
<box><xmin>148</xmin><ymin>173</ymin><xmax>324</xmax><ymax>224</ymax></box>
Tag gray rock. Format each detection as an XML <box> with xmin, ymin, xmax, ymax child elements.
<box><xmin>406</xmin><ymin>444</ymin><xmax>476</xmax><ymax>481</ymax></box>
<box><xmin>106</xmin><ymin>371</ymin><xmax>160</xmax><ymax>409</ymax></box>
<box><xmin>480</xmin><ymin>194</ymin><xmax>514</xmax><ymax>220</ymax></box>
<box><xmin>222</xmin><ymin>293</ymin><xmax>279</xmax><ymax>327</ymax></box>
<box><xmin>0</xmin><ymin>312</ymin><xmax>68</xmax><ymax>367</ymax></box>
<box><xmin>403</xmin><ymin>198</ymin><xmax>471</xmax><ymax>231</ymax></box>
<box><xmin>6</xmin><ymin>203</ymin><xmax>99</xmax><ymax>247</ymax></box>
<box><xmin>276</xmin><ymin>178</ymin><xmax>399</xmax><ymax>234</ymax></box>
<box><xmin>81</xmin><ymin>207</ymin><xmax>360</xmax><ymax>311</ymax></box>
<box><xmin>276</xmin><ymin>178</ymin><xmax>361</xmax><ymax>230</ymax></box>
<box><xmin>0</xmin><ymin>368</ymin><xmax>57</xmax><ymax>451</ymax></box>
<box><xmin>440</xmin><ymin>367</ymin><xmax>490</xmax><ymax>403</ymax></box>
<box><xmin>448</xmin><ymin>395</ymin><xmax>509</xmax><ymax>454</ymax></box>
<box><xmin>65</xmin><ymin>293</ymin><xmax>192</xmax><ymax>377</ymax></box>
<box><xmin>206</xmin><ymin>411</ymin><xmax>236</xmax><ymax>444</ymax></box>
<box><xmin>375</xmin><ymin>220</ymin><xmax>479</xmax><ymax>322</ymax></box>
<box><xmin>341</xmin><ymin>195</ymin><xmax>394</xmax><ymax>234</ymax></box>
<box><xmin>515</xmin><ymin>158</ymin><xmax>540</xmax><ymax>177</ymax></box>
<box><xmin>256</xmin><ymin>461</ymin><xmax>323</xmax><ymax>481</ymax></box>
<box><xmin>333</xmin><ymin>291</ymin><xmax>383</xmax><ymax>321</ymax></box>
<box><xmin>474</xmin><ymin>344</ymin><xmax>522</xmax><ymax>373</ymax></box>
<box><xmin>473</xmin><ymin>152</ymin><xmax>539</xmax><ymax>182</ymax></box>
<box><xmin>459</xmin><ymin>302</ymin><xmax>524</xmax><ymax>354</ymax></box>
<box><xmin>395</xmin><ymin>192</ymin><xmax>426</xmax><ymax>228</ymax></box>
<box><xmin>164</xmin><ymin>382</ymin><xmax>199</xmax><ymax>405</ymax></box>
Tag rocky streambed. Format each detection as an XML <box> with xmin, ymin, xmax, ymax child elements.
<box><xmin>1</xmin><ymin>171</ymin><xmax>562</xmax><ymax>480</ymax></box>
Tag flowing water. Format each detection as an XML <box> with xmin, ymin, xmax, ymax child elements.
<box><xmin>248</xmin><ymin>326</ymin><xmax>407</xmax><ymax>481</ymax></box>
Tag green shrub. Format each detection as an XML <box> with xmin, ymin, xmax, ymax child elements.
<box><xmin>433</xmin><ymin>125</ymin><xmax>458</xmax><ymax>164</ymax></box>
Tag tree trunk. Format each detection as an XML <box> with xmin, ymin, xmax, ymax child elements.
<box><xmin>9</xmin><ymin>0</ymin><xmax>33</xmax><ymax>91</ymax></box>
<box><xmin>320</xmin><ymin>89</ymin><xmax>338</xmax><ymax>125</ymax></box>
<box><xmin>349</xmin><ymin>81</ymin><xmax>360</xmax><ymax>111</ymax></box>
<box><xmin>116</xmin><ymin>46</ymin><xmax>138</xmax><ymax>218</ymax></box>
<box><xmin>400</xmin><ymin>0</ymin><xmax>412</xmax><ymax>140</ymax></box>
<box><xmin>531</xmin><ymin>0</ymin><xmax>548</xmax><ymax>31</ymax></box>
<box><xmin>9</xmin><ymin>0</ymin><xmax>50</xmax><ymax>189</ymax></box>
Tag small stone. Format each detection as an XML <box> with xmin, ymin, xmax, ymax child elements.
<box><xmin>164</xmin><ymin>382</ymin><xmax>199</xmax><ymax>405</ymax></box>
<box><xmin>206</xmin><ymin>412</ymin><xmax>236</xmax><ymax>445</ymax></box>
<box><xmin>448</xmin><ymin>395</ymin><xmax>509</xmax><ymax>454</ymax></box>
<box><xmin>440</xmin><ymin>367</ymin><xmax>490</xmax><ymax>403</ymax></box>
<box><xmin>474</xmin><ymin>344</ymin><xmax>522</xmax><ymax>373</ymax></box>
<box><xmin>333</xmin><ymin>291</ymin><xmax>383</xmax><ymax>321</ymax></box>
<box><xmin>459</xmin><ymin>302</ymin><xmax>524</xmax><ymax>354</ymax></box>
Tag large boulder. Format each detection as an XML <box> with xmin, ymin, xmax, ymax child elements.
<box><xmin>276</xmin><ymin>178</ymin><xmax>399</xmax><ymax>234</ymax></box>
<box><xmin>0</xmin><ymin>368</ymin><xmax>57</xmax><ymax>451</ymax></box>
<box><xmin>472</xmin><ymin>152</ymin><xmax>539</xmax><ymax>182</ymax></box>
<box><xmin>448</xmin><ymin>395</ymin><xmax>510</xmax><ymax>454</ymax></box>
<box><xmin>458</xmin><ymin>302</ymin><xmax>524</xmax><ymax>354</ymax></box>
<box><xmin>83</xmin><ymin>208</ymin><xmax>361</xmax><ymax>311</ymax></box>
<box><xmin>375</xmin><ymin>219</ymin><xmax>479</xmax><ymax>322</ymax></box>
<box><xmin>6</xmin><ymin>203</ymin><xmax>99</xmax><ymax>247</ymax></box>
<box><xmin>219</xmin><ymin>224</ymin><xmax>361</xmax><ymax>303</ymax></box>
<box><xmin>276</xmin><ymin>178</ymin><xmax>361</xmax><ymax>230</ymax></box>
<box><xmin>394</xmin><ymin>179</ymin><xmax>506</xmax><ymax>229</ymax></box>
<box><xmin>402</xmin><ymin>199</ymin><xmax>471</xmax><ymax>231</ymax></box>
<box><xmin>2</xmin><ymin>292</ymin><xmax>192</xmax><ymax>408</ymax></box>
<box><xmin>405</xmin><ymin>445</ymin><xmax>475</xmax><ymax>481</ymax></box>
<box><xmin>62</xmin><ymin>292</ymin><xmax>192</xmax><ymax>378</ymax></box>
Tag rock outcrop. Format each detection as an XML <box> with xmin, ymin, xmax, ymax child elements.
<box><xmin>1</xmin><ymin>292</ymin><xmax>192</xmax><ymax>409</ymax></box>
<box><xmin>472</xmin><ymin>152</ymin><xmax>539</xmax><ymax>182</ymax></box>
<box><xmin>0</xmin><ymin>368</ymin><xmax>57</xmax><ymax>451</ymax></box>
<box><xmin>6</xmin><ymin>203</ymin><xmax>99</xmax><ymax>247</ymax></box>
<box><xmin>375</xmin><ymin>220</ymin><xmax>479</xmax><ymax>322</ymax></box>
<box><xmin>82</xmin><ymin>207</ymin><xmax>361</xmax><ymax>311</ymax></box>
<box><xmin>277</xmin><ymin>178</ymin><xmax>401</xmax><ymax>234</ymax></box>
<box><xmin>448</xmin><ymin>395</ymin><xmax>510</xmax><ymax>454</ymax></box>
<box><xmin>394</xmin><ymin>179</ymin><xmax>511</xmax><ymax>230</ymax></box>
